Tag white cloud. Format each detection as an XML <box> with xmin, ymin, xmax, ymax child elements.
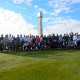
<box><xmin>36</xmin><ymin>8</ymin><xmax>48</xmax><ymax>14</ymax></box>
<box><xmin>22</xmin><ymin>7</ymin><xmax>26</xmax><ymax>10</ymax></box>
<box><xmin>44</xmin><ymin>17</ymin><xmax>80</xmax><ymax>35</ymax></box>
<box><xmin>49</xmin><ymin>12</ymin><xmax>58</xmax><ymax>16</ymax></box>
<box><xmin>0</xmin><ymin>8</ymin><xmax>37</xmax><ymax>36</ymax></box>
<box><xmin>70</xmin><ymin>0</ymin><xmax>80</xmax><ymax>3</ymax></box>
<box><xmin>48</xmin><ymin>0</ymin><xmax>80</xmax><ymax>15</ymax></box>
<box><xmin>66</xmin><ymin>8</ymin><xmax>80</xmax><ymax>13</ymax></box>
<box><xmin>13</xmin><ymin>0</ymin><xmax>23</xmax><ymax>3</ymax></box>
<box><xmin>43</xmin><ymin>17</ymin><xmax>55</xmax><ymax>23</ymax></box>
<box><xmin>34</xmin><ymin>5</ymin><xmax>38</xmax><ymax>8</ymax></box>
<box><xmin>35</xmin><ymin>6</ymin><xmax>53</xmax><ymax>16</ymax></box>
<box><xmin>13</xmin><ymin>0</ymin><xmax>33</xmax><ymax>5</ymax></box>
<box><xmin>43</xmin><ymin>18</ymin><xmax>51</xmax><ymax>23</ymax></box>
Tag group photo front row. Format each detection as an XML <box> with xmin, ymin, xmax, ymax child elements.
<box><xmin>0</xmin><ymin>32</ymin><xmax>80</xmax><ymax>51</ymax></box>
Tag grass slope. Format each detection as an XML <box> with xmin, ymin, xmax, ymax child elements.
<box><xmin>0</xmin><ymin>50</ymin><xmax>80</xmax><ymax>80</ymax></box>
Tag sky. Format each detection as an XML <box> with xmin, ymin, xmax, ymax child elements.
<box><xmin>0</xmin><ymin>0</ymin><xmax>80</xmax><ymax>36</ymax></box>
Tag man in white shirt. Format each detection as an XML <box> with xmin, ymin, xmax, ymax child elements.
<box><xmin>23</xmin><ymin>35</ymin><xmax>27</xmax><ymax>42</ymax></box>
<box><xmin>8</xmin><ymin>34</ymin><xmax>13</xmax><ymax>42</ymax></box>
<box><xmin>19</xmin><ymin>35</ymin><xmax>23</xmax><ymax>41</ymax></box>
<box><xmin>8</xmin><ymin>34</ymin><xmax>14</xmax><ymax>50</ymax></box>
<box><xmin>73</xmin><ymin>33</ymin><xmax>78</xmax><ymax>48</ymax></box>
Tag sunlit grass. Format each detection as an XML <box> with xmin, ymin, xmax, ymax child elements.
<box><xmin>0</xmin><ymin>50</ymin><xmax>80</xmax><ymax>80</ymax></box>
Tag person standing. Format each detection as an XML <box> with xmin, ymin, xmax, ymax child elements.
<box><xmin>0</xmin><ymin>34</ymin><xmax>4</xmax><ymax>51</ymax></box>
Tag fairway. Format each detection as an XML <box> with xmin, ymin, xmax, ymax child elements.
<box><xmin>0</xmin><ymin>50</ymin><xmax>80</xmax><ymax>80</ymax></box>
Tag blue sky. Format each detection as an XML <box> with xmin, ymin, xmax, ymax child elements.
<box><xmin>0</xmin><ymin>0</ymin><xmax>80</xmax><ymax>36</ymax></box>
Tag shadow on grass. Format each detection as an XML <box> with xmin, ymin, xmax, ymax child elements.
<box><xmin>1</xmin><ymin>49</ymin><xmax>80</xmax><ymax>59</ymax></box>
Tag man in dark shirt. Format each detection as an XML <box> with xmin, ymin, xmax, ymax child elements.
<box><xmin>51</xmin><ymin>34</ymin><xmax>56</xmax><ymax>49</ymax></box>
<box><xmin>55</xmin><ymin>34</ymin><xmax>59</xmax><ymax>48</ymax></box>
<box><xmin>0</xmin><ymin>34</ymin><xmax>4</xmax><ymax>51</ymax></box>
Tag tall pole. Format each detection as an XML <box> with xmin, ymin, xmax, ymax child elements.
<box><xmin>37</xmin><ymin>12</ymin><xmax>43</xmax><ymax>37</ymax></box>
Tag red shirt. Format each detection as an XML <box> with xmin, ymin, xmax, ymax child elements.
<box><xmin>36</xmin><ymin>37</ymin><xmax>40</xmax><ymax>43</ymax></box>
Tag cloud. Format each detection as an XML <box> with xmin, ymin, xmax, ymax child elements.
<box><xmin>44</xmin><ymin>17</ymin><xmax>80</xmax><ymax>35</ymax></box>
<box><xmin>70</xmin><ymin>0</ymin><xmax>80</xmax><ymax>3</ymax></box>
<box><xmin>43</xmin><ymin>18</ymin><xmax>51</xmax><ymax>23</ymax></box>
<box><xmin>13</xmin><ymin>0</ymin><xmax>33</xmax><ymax>5</ymax></box>
<box><xmin>37</xmin><ymin>8</ymin><xmax>48</xmax><ymax>14</ymax></box>
<box><xmin>13</xmin><ymin>0</ymin><xmax>23</xmax><ymax>3</ymax></box>
<box><xmin>48</xmin><ymin>0</ymin><xmax>80</xmax><ymax>15</ymax></box>
<box><xmin>0</xmin><ymin>8</ymin><xmax>37</xmax><ymax>36</ymax></box>
<box><xmin>34</xmin><ymin>5</ymin><xmax>38</xmax><ymax>8</ymax></box>
<box><xmin>35</xmin><ymin>6</ymin><xmax>55</xmax><ymax>16</ymax></box>
<box><xmin>48</xmin><ymin>0</ymin><xmax>70</xmax><ymax>14</ymax></box>
<box><xmin>43</xmin><ymin>17</ymin><xmax>55</xmax><ymax>23</ymax></box>
<box><xmin>66</xmin><ymin>8</ymin><xmax>80</xmax><ymax>13</ymax></box>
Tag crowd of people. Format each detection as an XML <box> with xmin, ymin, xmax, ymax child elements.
<box><xmin>0</xmin><ymin>32</ymin><xmax>80</xmax><ymax>51</ymax></box>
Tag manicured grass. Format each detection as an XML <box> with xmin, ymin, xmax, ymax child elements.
<box><xmin>0</xmin><ymin>49</ymin><xmax>80</xmax><ymax>80</ymax></box>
